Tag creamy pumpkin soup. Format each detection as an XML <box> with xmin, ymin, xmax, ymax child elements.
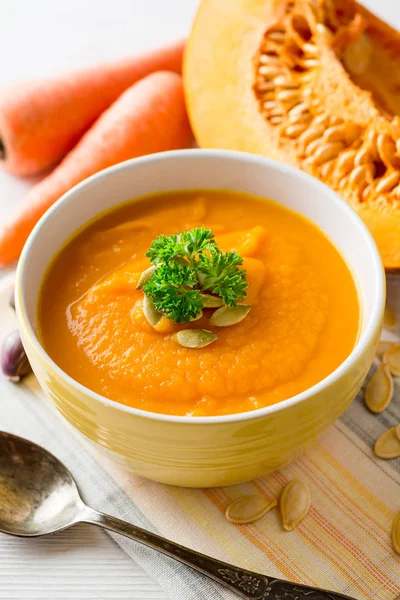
<box><xmin>38</xmin><ymin>190</ymin><xmax>360</xmax><ymax>416</ymax></box>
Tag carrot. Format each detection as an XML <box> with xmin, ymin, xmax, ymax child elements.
<box><xmin>0</xmin><ymin>40</ymin><xmax>184</xmax><ymax>176</ymax></box>
<box><xmin>0</xmin><ymin>71</ymin><xmax>193</xmax><ymax>266</ymax></box>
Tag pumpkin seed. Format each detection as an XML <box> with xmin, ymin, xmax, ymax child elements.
<box><xmin>280</xmin><ymin>479</ymin><xmax>311</xmax><ymax>531</ymax></box>
<box><xmin>190</xmin><ymin>311</ymin><xmax>203</xmax><ymax>322</ymax></box>
<box><xmin>393</xmin><ymin>511</ymin><xmax>400</xmax><ymax>555</ymax></box>
<box><xmin>225</xmin><ymin>494</ymin><xmax>277</xmax><ymax>525</ymax></box>
<box><xmin>383</xmin><ymin>345</ymin><xmax>400</xmax><ymax>376</ymax></box>
<box><xmin>396</xmin><ymin>424</ymin><xmax>400</xmax><ymax>441</ymax></box>
<box><xmin>376</xmin><ymin>340</ymin><xmax>396</xmax><ymax>358</ymax></box>
<box><xmin>174</xmin><ymin>329</ymin><xmax>218</xmax><ymax>349</ymax></box>
<box><xmin>374</xmin><ymin>427</ymin><xmax>400</xmax><ymax>459</ymax></box>
<box><xmin>384</xmin><ymin>305</ymin><xmax>397</xmax><ymax>330</ymax></box>
<box><xmin>136</xmin><ymin>265</ymin><xmax>156</xmax><ymax>290</ymax></box>
<box><xmin>364</xmin><ymin>365</ymin><xmax>394</xmax><ymax>413</ymax></box>
<box><xmin>143</xmin><ymin>295</ymin><xmax>162</xmax><ymax>327</ymax></box>
<box><xmin>200</xmin><ymin>294</ymin><xmax>224</xmax><ymax>308</ymax></box>
<box><xmin>210</xmin><ymin>304</ymin><xmax>252</xmax><ymax>327</ymax></box>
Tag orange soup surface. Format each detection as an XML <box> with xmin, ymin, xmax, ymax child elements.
<box><xmin>38</xmin><ymin>190</ymin><xmax>360</xmax><ymax>416</ymax></box>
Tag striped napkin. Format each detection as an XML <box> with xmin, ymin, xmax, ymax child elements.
<box><xmin>0</xmin><ymin>275</ymin><xmax>399</xmax><ymax>600</ymax></box>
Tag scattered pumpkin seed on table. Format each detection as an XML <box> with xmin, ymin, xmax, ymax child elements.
<box><xmin>210</xmin><ymin>304</ymin><xmax>252</xmax><ymax>327</ymax></box>
<box><xmin>364</xmin><ymin>364</ymin><xmax>394</xmax><ymax>413</ymax></box>
<box><xmin>384</xmin><ymin>306</ymin><xmax>397</xmax><ymax>330</ymax></box>
<box><xmin>280</xmin><ymin>479</ymin><xmax>311</xmax><ymax>531</ymax></box>
<box><xmin>374</xmin><ymin>427</ymin><xmax>400</xmax><ymax>459</ymax></box>
<box><xmin>376</xmin><ymin>340</ymin><xmax>396</xmax><ymax>359</ymax></box>
<box><xmin>225</xmin><ymin>494</ymin><xmax>277</xmax><ymax>525</ymax></box>
<box><xmin>392</xmin><ymin>511</ymin><xmax>400</xmax><ymax>555</ymax></box>
<box><xmin>383</xmin><ymin>344</ymin><xmax>400</xmax><ymax>377</ymax></box>
<box><xmin>174</xmin><ymin>329</ymin><xmax>218</xmax><ymax>349</ymax></box>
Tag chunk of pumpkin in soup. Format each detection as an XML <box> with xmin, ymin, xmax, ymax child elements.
<box><xmin>216</xmin><ymin>226</ymin><xmax>266</xmax><ymax>257</ymax></box>
<box><xmin>242</xmin><ymin>258</ymin><xmax>265</xmax><ymax>304</ymax></box>
<box><xmin>38</xmin><ymin>189</ymin><xmax>360</xmax><ymax>417</ymax></box>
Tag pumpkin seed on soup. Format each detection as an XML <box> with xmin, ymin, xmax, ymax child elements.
<box><xmin>200</xmin><ymin>293</ymin><xmax>224</xmax><ymax>308</ymax></box>
<box><xmin>174</xmin><ymin>329</ymin><xmax>218</xmax><ymax>349</ymax></box>
<box><xmin>364</xmin><ymin>365</ymin><xmax>393</xmax><ymax>413</ymax></box>
<box><xmin>210</xmin><ymin>304</ymin><xmax>252</xmax><ymax>327</ymax></box>
<box><xmin>143</xmin><ymin>294</ymin><xmax>162</xmax><ymax>327</ymax></box>
<box><xmin>383</xmin><ymin>344</ymin><xmax>400</xmax><ymax>376</ymax></box>
<box><xmin>280</xmin><ymin>479</ymin><xmax>311</xmax><ymax>531</ymax></box>
<box><xmin>136</xmin><ymin>265</ymin><xmax>156</xmax><ymax>290</ymax></box>
<box><xmin>225</xmin><ymin>494</ymin><xmax>277</xmax><ymax>525</ymax></box>
<box><xmin>190</xmin><ymin>311</ymin><xmax>203</xmax><ymax>322</ymax></box>
<box><xmin>374</xmin><ymin>427</ymin><xmax>400</xmax><ymax>459</ymax></box>
<box><xmin>392</xmin><ymin>511</ymin><xmax>400</xmax><ymax>555</ymax></box>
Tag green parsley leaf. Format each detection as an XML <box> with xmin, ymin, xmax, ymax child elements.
<box><xmin>197</xmin><ymin>248</ymin><xmax>247</xmax><ymax>306</ymax></box>
<box><xmin>143</xmin><ymin>227</ymin><xmax>248</xmax><ymax>323</ymax></box>
<box><xmin>143</xmin><ymin>262</ymin><xmax>203</xmax><ymax>324</ymax></box>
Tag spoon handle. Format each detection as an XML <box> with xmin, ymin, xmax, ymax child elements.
<box><xmin>81</xmin><ymin>506</ymin><xmax>356</xmax><ymax>600</ymax></box>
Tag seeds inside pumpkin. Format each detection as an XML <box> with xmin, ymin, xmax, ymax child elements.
<box><xmin>374</xmin><ymin>427</ymin><xmax>400</xmax><ymax>459</ymax></box>
<box><xmin>225</xmin><ymin>494</ymin><xmax>277</xmax><ymax>525</ymax></box>
<box><xmin>280</xmin><ymin>479</ymin><xmax>311</xmax><ymax>531</ymax></box>
<box><xmin>253</xmin><ymin>0</ymin><xmax>400</xmax><ymax>210</ymax></box>
<box><xmin>364</xmin><ymin>365</ymin><xmax>394</xmax><ymax>413</ymax></box>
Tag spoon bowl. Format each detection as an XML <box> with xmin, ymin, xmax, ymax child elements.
<box><xmin>0</xmin><ymin>431</ymin><xmax>82</xmax><ymax>536</ymax></box>
<box><xmin>0</xmin><ymin>430</ymin><xmax>357</xmax><ymax>600</ymax></box>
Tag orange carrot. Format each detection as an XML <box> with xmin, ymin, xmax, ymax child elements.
<box><xmin>0</xmin><ymin>40</ymin><xmax>184</xmax><ymax>176</ymax></box>
<box><xmin>0</xmin><ymin>71</ymin><xmax>192</xmax><ymax>266</ymax></box>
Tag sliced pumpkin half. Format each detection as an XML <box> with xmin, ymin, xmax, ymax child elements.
<box><xmin>184</xmin><ymin>0</ymin><xmax>400</xmax><ymax>269</ymax></box>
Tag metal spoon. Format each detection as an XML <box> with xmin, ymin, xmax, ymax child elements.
<box><xmin>0</xmin><ymin>431</ymin><xmax>357</xmax><ymax>600</ymax></box>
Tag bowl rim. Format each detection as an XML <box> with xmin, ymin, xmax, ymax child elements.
<box><xmin>16</xmin><ymin>149</ymin><xmax>385</xmax><ymax>424</ymax></box>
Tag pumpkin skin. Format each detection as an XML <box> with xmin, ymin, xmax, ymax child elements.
<box><xmin>184</xmin><ymin>0</ymin><xmax>400</xmax><ymax>269</ymax></box>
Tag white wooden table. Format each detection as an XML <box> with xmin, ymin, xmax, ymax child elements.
<box><xmin>0</xmin><ymin>0</ymin><xmax>398</xmax><ymax>598</ymax></box>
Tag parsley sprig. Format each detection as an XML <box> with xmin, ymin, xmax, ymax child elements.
<box><xmin>143</xmin><ymin>227</ymin><xmax>247</xmax><ymax>323</ymax></box>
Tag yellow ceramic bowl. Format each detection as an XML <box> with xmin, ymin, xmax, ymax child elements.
<box><xmin>15</xmin><ymin>150</ymin><xmax>385</xmax><ymax>488</ymax></box>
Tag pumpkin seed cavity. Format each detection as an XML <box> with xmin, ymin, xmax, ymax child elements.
<box><xmin>364</xmin><ymin>364</ymin><xmax>394</xmax><ymax>413</ymax></box>
<box><xmin>374</xmin><ymin>427</ymin><xmax>400</xmax><ymax>459</ymax></box>
<box><xmin>225</xmin><ymin>494</ymin><xmax>277</xmax><ymax>525</ymax></box>
<box><xmin>174</xmin><ymin>329</ymin><xmax>218</xmax><ymax>349</ymax></box>
<box><xmin>280</xmin><ymin>479</ymin><xmax>311</xmax><ymax>531</ymax></box>
<box><xmin>210</xmin><ymin>304</ymin><xmax>252</xmax><ymax>327</ymax></box>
